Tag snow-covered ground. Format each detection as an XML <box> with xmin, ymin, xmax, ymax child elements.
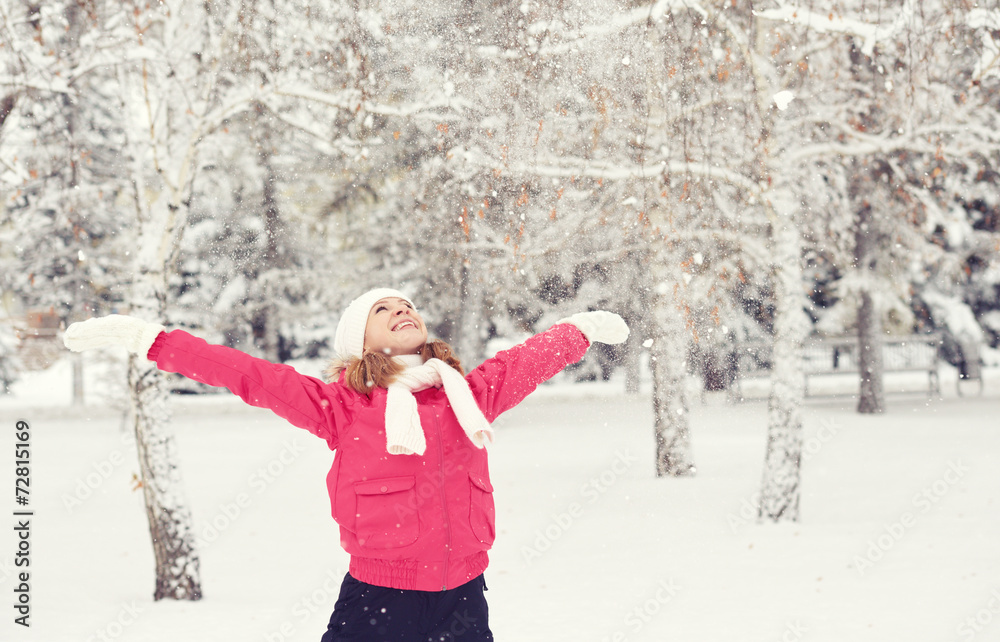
<box><xmin>1</xmin><ymin>357</ymin><xmax>999</xmax><ymax>642</ymax></box>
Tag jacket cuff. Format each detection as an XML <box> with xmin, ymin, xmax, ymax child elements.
<box><xmin>145</xmin><ymin>330</ymin><xmax>169</xmax><ymax>362</ymax></box>
<box><xmin>552</xmin><ymin>322</ymin><xmax>591</xmax><ymax>349</ymax></box>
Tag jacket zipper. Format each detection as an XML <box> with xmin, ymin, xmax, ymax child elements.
<box><xmin>436</xmin><ymin>410</ymin><xmax>451</xmax><ymax>590</ymax></box>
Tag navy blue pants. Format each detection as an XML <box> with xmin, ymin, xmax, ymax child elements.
<box><xmin>320</xmin><ymin>573</ymin><xmax>494</xmax><ymax>642</ymax></box>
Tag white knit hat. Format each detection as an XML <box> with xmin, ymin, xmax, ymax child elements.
<box><xmin>333</xmin><ymin>288</ymin><xmax>414</xmax><ymax>360</ymax></box>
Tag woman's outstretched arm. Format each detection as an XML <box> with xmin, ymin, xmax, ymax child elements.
<box><xmin>467</xmin><ymin>311</ymin><xmax>629</xmax><ymax>421</ymax></box>
<box><xmin>65</xmin><ymin>315</ymin><xmax>345</xmax><ymax>448</ymax></box>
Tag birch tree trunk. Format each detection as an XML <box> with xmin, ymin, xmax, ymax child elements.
<box><xmin>652</xmin><ymin>334</ymin><xmax>695</xmax><ymax>476</ymax></box>
<box><xmin>651</xmin><ymin>259</ymin><xmax>695</xmax><ymax>477</ymax></box>
<box><xmin>742</xmin><ymin>5</ymin><xmax>809</xmax><ymax>522</ymax></box>
<box><xmin>125</xmin><ymin>177</ymin><xmax>201</xmax><ymax>598</ymax></box>
<box><xmin>855</xmin><ymin>202</ymin><xmax>885</xmax><ymax>414</ymax></box>
<box><xmin>758</xmin><ymin>219</ymin><xmax>807</xmax><ymax>521</ymax></box>
<box><xmin>856</xmin><ymin>289</ymin><xmax>885</xmax><ymax>413</ymax></box>
<box><xmin>128</xmin><ymin>265</ymin><xmax>201</xmax><ymax>600</ymax></box>
<box><xmin>121</xmin><ymin>88</ymin><xmax>203</xmax><ymax>592</ymax></box>
<box><xmin>112</xmin><ymin>0</ymin><xmax>230</xmax><ymax>599</ymax></box>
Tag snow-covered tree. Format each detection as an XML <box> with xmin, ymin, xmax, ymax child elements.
<box><xmin>169</xmin><ymin>0</ymin><xmax>353</xmax><ymax>362</ymax></box>
<box><xmin>112</xmin><ymin>0</ymin><xmax>227</xmax><ymax>600</ymax></box>
<box><xmin>796</xmin><ymin>2</ymin><xmax>1000</xmax><ymax>413</ymax></box>
<box><xmin>0</xmin><ymin>1</ymin><xmax>131</xmax><ymax>324</ymax></box>
<box><xmin>751</xmin><ymin>0</ymin><xmax>1000</xmax><ymax>515</ymax></box>
<box><xmin>100</xmin><ymin>0</ymin><xmax>300</xmax><ymax>600</ymax></box>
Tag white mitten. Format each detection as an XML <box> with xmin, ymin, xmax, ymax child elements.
<box><xmin>556</xmin><ymin>311</ymin><xmax>630</xmax><ymax>345</ymax></box>
<box><xmin>63</xmin><ymin>314</ymin><xmax>165</xmax><ymax>356</ymax></box>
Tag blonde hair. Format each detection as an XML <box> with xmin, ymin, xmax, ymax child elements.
<box><xmin>324</xmin><ymin>340</ymin><xmax>465</xmax><ymax>395</ymax></box>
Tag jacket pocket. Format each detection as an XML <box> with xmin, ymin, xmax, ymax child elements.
<box><xmin>354</xmin><ymin>476</ymin><xmax>419</xmax><ymax>550</ymax></box>
<box><xmin>468</xmin><ymin>472</ymin><xmax>496</xmax><ymax>545</ymax></box>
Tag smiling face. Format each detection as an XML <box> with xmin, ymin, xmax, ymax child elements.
<box><xmin>363</xmin><ymin>297</ymin><xmax>428</xmax><ymax>356</ymax></box>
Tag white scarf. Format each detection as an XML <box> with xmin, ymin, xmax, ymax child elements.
<box><xmin>384</xmin><ymin>355</ymin><xmax>494</xmax><ymax>456</ymax></box>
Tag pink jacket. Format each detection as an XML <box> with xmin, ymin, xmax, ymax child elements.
<box><xmin>148</xmin><ymin>323</ymin><xmax>589</xmax><ymax>591</ymax></box>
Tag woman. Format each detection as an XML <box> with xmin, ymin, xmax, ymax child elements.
<box><xmin>64</xmin><ymin>287</ymin><xmax>629</xmax><ymax>641</ymax></box>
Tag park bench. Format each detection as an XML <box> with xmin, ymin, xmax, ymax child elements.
<box><xmin>729</xmin><ymin>334</ymin><xmax>943</xmax><ymax>398</ymax></box>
